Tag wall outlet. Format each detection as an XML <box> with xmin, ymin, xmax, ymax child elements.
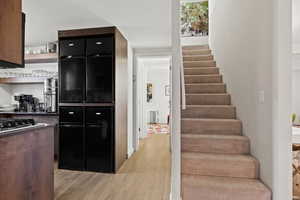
<box><xmin>259</xmin><ymin>91</ymin><xmax>265</xmax><ymax>104</ymax></box>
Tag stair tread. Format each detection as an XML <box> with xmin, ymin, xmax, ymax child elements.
<box><xmin>182</xmin><ymin>175</ymin><xmax>271</xmax><ymax>195</ymax></box>
<box><xmin>181</xmin><ymin>134</ymin><xmax>248</xmax><ymax>141</ymax></box>
<box><xmin>184</xmin><ymin>60</ymin><xmax>215</xmax><ymax>63</ymax></box>
<box><xmin>182</xmin><ymin>152</ymin><xmax>256</xmax><ymax>162</ymax></box>
<box><xmin>182</xmin><ymin>118</ymin><xmax>240</xmax><ymax>122</ymax></box>
<box><xmin>184</xmin><ymin>67</ymin><xmax>217</xmax><ymax>69</ymax></box>
<box><xmin>185</xmin><ymin>82</ymin><xmax>224</xmax><ymax>84</ymax></box>
<box><xmin>185</xmin><ymin>74</ymin><xmax>221</xmax><ymax>77</ymax></box>
<box><xmin>186</xmin><ymin>93</ymin><xmax>229</xmax><ymax>95</ymax></box>
<box><xmin>185</xmin><ymin>105</ymin><xmax>234</xmax><ymax>108</ymax></box>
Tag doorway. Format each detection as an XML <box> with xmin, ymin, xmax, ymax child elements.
<box><xmin>134</xmin><ymin>56</ymin><xmax>171</xmax><ymax>150</ymax></box>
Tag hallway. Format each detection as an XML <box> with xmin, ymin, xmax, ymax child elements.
<box><xmin>54</xmin><ymin>134</ymin><xmax>171</xmax><ymax>200</ymax></box>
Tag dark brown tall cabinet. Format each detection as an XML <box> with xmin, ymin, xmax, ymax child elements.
<box><xmin>0</xmin><ymin>0</ymin><xmax>25</xmax><ymax>68</ymax></box>
<box><xmin>58</xmin><ymin>27</ymin><xmax>128</xmax><ymax>173</ymax></box>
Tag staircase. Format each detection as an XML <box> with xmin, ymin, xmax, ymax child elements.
<box><xmin>181</xmin><ymin>45</ymin><xmax>271</xmax><ymax>200</ymax></box>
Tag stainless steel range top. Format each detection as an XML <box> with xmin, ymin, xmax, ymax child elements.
<box><xmin>0</xmin><ymin>118</ymin><xmax>36</xmax><ymax>132</ymax></box>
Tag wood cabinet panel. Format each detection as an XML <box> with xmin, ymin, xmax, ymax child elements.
<box><xmin>0</xmin><ymin>0</ymin><xmax>23</xmax><ymax>66</ymax></box>
<box><xmin>114</xmin><ymin>28</ymin><xmax>128</xmax><ymax>171</ymax></box>
<box><xmin>0</xmin><ymin>127</ymin><xmax>54</xmax><ymax>200</ymax></box>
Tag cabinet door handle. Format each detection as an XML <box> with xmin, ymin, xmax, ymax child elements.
<box><xmin>96</xmin><ymin>112</ymin><xmax>102</xmax><ymax>116</ymax></box>
<box><xmin>68</xmin><ymin>112</ymin><xmax>74</xmax><ymax>115</ymax></box>
<box><xmin>68</xmin><ymin>43</ymin><xmax>75</xmax><ymax>47</ymax></box>
<box><xmin>96</xmin><ymin>42</ymin><xmax>103</xmax><ymax>45</ymax></box>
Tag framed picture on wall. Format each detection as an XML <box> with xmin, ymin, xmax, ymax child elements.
<box><xmin>147</xmin><ymin>83</ymin><xmax>153</xmax><ymax>102</ymax></box>
<box><xmin>165</xmin><ymin>85</ymin><xmax>170</xmax><ymax>96</ymax></box>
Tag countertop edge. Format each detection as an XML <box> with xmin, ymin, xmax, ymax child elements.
<box><xmin>0</xmin><ymin>112</ymin><xmax>58</xmax><ymax>116</ymax></box>
<box><xmin>0</xmin><ymin>123</ymin><xmax>54</xmax><ymax>138</ymax></box>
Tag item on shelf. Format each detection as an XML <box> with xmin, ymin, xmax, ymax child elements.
<box><xmin>44</xmin><ymin>78</ymin><xmax>58</xmax><ymax>113</ymax></box>
<box><xmin>47</xmin><ymin>42</ymin><xmax>57</xmax><ymax>53</ymax></box>
<box><xmin>14</xmin><ymin>94</ymin><xmax>42</xmax><ymax>113</ymax></box>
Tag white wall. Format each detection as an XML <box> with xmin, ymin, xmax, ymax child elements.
<box><xmin>146</xmin><ymin>66</ymin><xmax>170</xmax><ymax>124</ymax></box>
<box><xmin>209</xmin><ymin>0</ymin><xmax>273</xmax><ymax>188</ymax></box>
<box><xmin>293</xmin><ymin>0</ymin><xmax>300</xmax><ymax>53</ymax></box>
<box><xmin>292</xmin><ymin>54</ymin><xmax>300</xmax><ymax>119</ymax></box>
<box><xmin>181</xmin><ymin>36</ymin><xmax>208</xmax><ymax>46</ymax></box>
<box><xmin>0</xmin><ymin>84</ymin><xmax>12</xmax><ymax>105</ymax></box>
<box><xmin>127</xmin><ymin>44</ymin><xmax>134</xmax><ymax>157</ymax></box>
<box><xmin>292</xmin><ymin>0</ymin><xmax>300</xmax><ymax>120</ymax></box>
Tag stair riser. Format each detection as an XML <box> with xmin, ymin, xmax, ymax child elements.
<box><xmin>182</xmin><ymin>156</ymin><xmax>259</xmax><ymax>179</ymax></box>
<box><xmin>185</xmin><ymin>76</ymin><xmax>222</xmax><ymax>84</ymax></box>
<box><xmin>183</xmin><ymin>50</ymin><xmax>212</xmax><ymax>56</ymax></box>
<box><xmin>184</xmin><ymin>61</ymin><xmax>216</xmax><ymax>68</ymax></box>
<box><xmin>181</xmin><ymin>119</ymin><xmax>242</xmax><ymax>135</ymax></box>
<box><xmin>184</xmin><ymin>68</ymin><xmax>219</xmax><ymax>75</ymax></box>
<box><xmin>185</xmin><ymin>84</ymin><xmax>226</xmax><ymax>93</ymax></box>
<box><xmin>181</xmin><ymin>136</ymin><xmax>250</xmax><ymax>154</ymax></box>
<box><xmin>183</xmin><ymin>55</ymin><xmax>214</xmax><ymax>61</ymax></box>
<box><xmin>182</xmin><ymin>45</ymin><xmax>209</xmax><ymax>51</ymax></box>
<box><xmin>182</xmin><ymin>106</ymin><xmax>236</xmax><ymax>119</ymax></box>
<box><xmin>186</xmin><ymin>95</ymin><xmax>231</xmax><ymax>105</ymax></box>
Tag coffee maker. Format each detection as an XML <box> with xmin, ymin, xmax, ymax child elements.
<box><xmin>44</xmin><ymin>78</ymin><xmax>58</xmax><ymax>113</ymax></box>
<box><xmin>14</xmin><ymin>95</ymin><xmax>39</xmax><ymax>112</ymax></box>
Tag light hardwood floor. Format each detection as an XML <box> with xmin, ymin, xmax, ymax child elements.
<box><xmin>54</xmin><ymin>134</ymin><xmax>171</xmax><ymax>200</ymax></box>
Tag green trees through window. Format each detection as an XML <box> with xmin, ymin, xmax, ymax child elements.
<box><xmin>181</xmin><ymin>1</ymin><xmax>209</xmax><ymax>37</ymax></box>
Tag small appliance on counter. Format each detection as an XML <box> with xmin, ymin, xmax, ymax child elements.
<box><xmin>14</xmin><ymin>94</ymin><xmax>41</xmax><ymax>113</ymax></box>
<box><xmin>44</xmin><ymin>78</ymin><xmax>58</xmax><ymax>113</ymax></box>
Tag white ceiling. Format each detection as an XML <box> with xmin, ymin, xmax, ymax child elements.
<box><xmin>293</xmin><ymin>0</ymin><xmax>300</xmax><ymax>44</ymax></box>
<box><xmin>23</xmin><ymin>0</ymin><xmax>171</xmax><ymax>48</ymax></box>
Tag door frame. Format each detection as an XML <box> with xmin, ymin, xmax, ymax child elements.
<box><xmin>132</xmin><ymin>49</ymin><xmax>172</xmax><ymax>152</ymax></box>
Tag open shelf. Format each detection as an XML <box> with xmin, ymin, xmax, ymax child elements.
<box><xmin>0</xmin><ymin>77</ymin><xmax>47</xmax><ymax>84</ymax></box>
<box><xmin>25</xmin><ymin>53</ymin><xmax>58</xmax><ymax>64</ymax></box>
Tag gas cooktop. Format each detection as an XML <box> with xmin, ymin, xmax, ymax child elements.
<box><xmin>0</xmin><ymin>118</ymin><xmax>36</xmax><ymax>132</ymax></box>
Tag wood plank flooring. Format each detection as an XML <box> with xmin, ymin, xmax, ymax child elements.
<box><xmin>54</xmin><ymin>134</ymin><xmax>171</xmax><ymax>200</ymax></box>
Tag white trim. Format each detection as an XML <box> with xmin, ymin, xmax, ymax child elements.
<box><xmin>170</xmin><ymin>0</ymin><xmax>182</xmax><ymax>199</ymax></box>
<box><xmin>272</xmin><ymin>0</ymin><xmax>293</xmax><ymax>199</ymax></box>
<box><xmin>134</xmin><ymin>47</ymin><xmax>172</xmax><ymax>57</ymax></box>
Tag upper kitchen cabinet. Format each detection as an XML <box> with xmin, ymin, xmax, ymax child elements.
<box><xmin>0</xmin><ymin>0</ymin><xmax>25</xmax><ymax>68</ymax></box>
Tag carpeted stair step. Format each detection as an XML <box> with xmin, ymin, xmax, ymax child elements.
<box><xmin>182</xmin><ymin>105</ymin><xmax>236</xmax><ymax>119</ymax></box>
<box><xmin>181</xmin><ymin>134</ymin><xmax>250</xmax><ymax>154</ymax></box>
<box><xmin>185</xmin><ymin>75</ymin><xmax>222</xmax><ymax>84</ymax></box>
<box><xmin>183</xmin><ymin>49</ymin><xmax>212</xmax><ymax>56</ymax></box>
<box><xmin>181</xmin><ymin>118</ymin><xmax>242</xmax><ymax>135</ymax></box>
<box><xmin>183</xmin><ymin>55</ymin><xmax>214</xmax><ymax>62</ymax></box>
<box><xmin>186</xmin><ymin>93</ymin><xmax>231</xmax><ymax>105</ymax></box>
<box><xmin>184</xmin><ymin>61</ymin><xmax>216</xmax><ymax>68</ymax></box>
<box><xmin>182</xmin><ymin>152</ymin><xmax>259</xmax><ymax>178</ymax></box>
<box><xmin>182</xmin><ymin>175</ymin><xmax>271</xmax><ymax>200</ymax></box>
<box><xmin>184</xmin><ymin>67</ymin><xmax>219</xmax><ymax>75</ymax></box>
<box><xmin>185</xmin><ymin>83</ymin><xmax>226</xmax><ymax>93</ymax></box>
<box><xmin>182</xmin><ymin>45</ymin><xmax>209</xmax><ymax>51</ymax></box>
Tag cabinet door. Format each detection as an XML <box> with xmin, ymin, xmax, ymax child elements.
<box><xmin>60</xmin><ymin>58</ymin><xmax>85</xmax><ymax>103</ymax></box>
<box><xmin>60</xmin><ymin>39</ymin><xmax>85</xmax><ymax>58</ymax></box>
<box><xmin>86</xmin><ymin>108</ymin><xmax>114</xmax><ymax>172</ymax></box>
<box><xmin>86</xmin><ymin>56</ymin><xmax>114</xmax><ymax>103</ymax></box>
<box><xmin>59</xmin><ymin>107</ymin><xmax>84</xmax><ymax>124</ymax></box>
<box><xmin>86</xmin><ymin>36</ymin><xmax>114</xmax><ymax>56</ymax></box>
<box><xmin>0</xmin><ymin>0</ymin><xmax>23</xmax><ymax>67</ymax></box>
<box><xmin>59</xmin><ymin>125</ymin><xmax>84</xmax><ymax>170</ymax></box>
